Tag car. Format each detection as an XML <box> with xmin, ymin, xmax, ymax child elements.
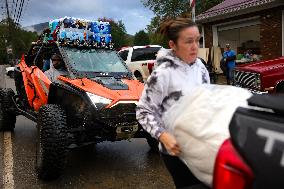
<box><xmin>5</xmin><ymin>66</ymin><xmax>15</xmax><ymax>78</ymax></box>
<box><xmin>118</xmin><ymin>45</ymin><xmax>162</xmax><ymax>83</ymax></box>
<box><xmin>213</xmin><ymin>93</ymin><xmax>284</xmax><ymax>189</ymax></box>
<box><xmin>0</xmin><ymin>17</ymin><xmax>157</xmax><ymax>180</ymax></box>
<box><xmin>233</xmin><ymin>56</ymin><xmax>284</xmax><ymax>94</ymax></box>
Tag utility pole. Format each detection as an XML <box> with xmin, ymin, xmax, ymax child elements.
<box><xmin>5</xmin><ymin>0</ymin><xmax>13</xmax><ymax>65</ymax></box>
<box><xmin>5</xmin><ymin>0</ymin><xmax>11</xmax><ymax>22</ymax></box>
<box><xmin>5</xmin><ymin>0</ymin><xmax>11</xmax><ymax>39</ymax></box>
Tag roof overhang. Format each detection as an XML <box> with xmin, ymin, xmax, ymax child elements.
<box><xmin>196</xmin><ymin>0</ymin><xmax>284</xmax><ymax>24</ymax></box>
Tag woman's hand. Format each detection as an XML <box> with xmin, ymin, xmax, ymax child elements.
<box><xmin>159</xmin><ymin>131</ymin><xmax>181</xmax><ymax>156</ymax></box>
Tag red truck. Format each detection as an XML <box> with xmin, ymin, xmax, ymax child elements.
<box><xmin>233</xmin><ymin>56</ymin><xmax>284</xmax><ymax>93</ymax></box>
<box><xmin>213</xmin><ymin>94</ymin><xmax>284</xmax><ymax>189</ymax></box>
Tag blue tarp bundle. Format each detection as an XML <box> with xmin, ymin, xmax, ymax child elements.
<box><xmin>48</xmin><ymin>16</ymin><xmax>112</xmax><ymax>47</ymax></box>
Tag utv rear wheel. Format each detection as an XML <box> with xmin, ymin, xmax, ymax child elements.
<box><xmin>36</xmin><ymin>104</ymin><xmax>68</xmax><ymax>180</ymax></box>
<box><xmin>0</xmin><ymin>88</ymin><xmax>16</xmax><ymax>131</ymax></box>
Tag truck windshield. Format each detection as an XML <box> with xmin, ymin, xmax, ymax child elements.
<box><xmin>64</xmin><ymin>48</ymin><xmax>129</xmax><ymax>73</ymax></box>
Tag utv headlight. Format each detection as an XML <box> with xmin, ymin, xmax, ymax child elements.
<box><xmin>86</xmin><ymin>92</ymin><xmax>112</xmax><ymax>110</ymax></box>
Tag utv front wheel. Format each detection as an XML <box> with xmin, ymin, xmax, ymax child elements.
<box><xmin>36</xmin><ymin>104</ymin><xmax>68</xmax><ymax>180</ymax></box>
<box><xmin>0</xmin><ymin>88</ymin><xmax>16</xmax><ymax>131</ymax></box>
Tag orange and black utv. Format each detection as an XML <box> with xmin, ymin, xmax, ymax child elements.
<box><xmin>0</xmin><ymin>40</ymin><xmax>158</xmax><ymax>180</ymax></box>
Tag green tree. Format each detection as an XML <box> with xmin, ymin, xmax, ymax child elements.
<box><xmin>195</xmin><ymin>0</ymin><xmax>223</xmax><ymax>15</ymax></box>
<box><xmin>141</xmin><ymin>0</ymin><xmax>190</xmax><ymax>19</ymax></box>
<box><xmin>125</xmin><ymin>34</ymin><xmax>134</xmax><ymax>46</ymax></box>
<box><xmin>110</xmin><ymin>20</ymin><xmax>129</xmax><ymax>49</ymax></box>
<box><xmin>0</xmin><ymin>18</ymin><xmax>38</xmax><ymax>64</ymax></box>
<box><xmin>142</xmin><ymin>0</ymin><xmax>190</xmax><ymax>47</ymax></box>
<box><xmin>145</xmin><ymin>16</ymin><xmax>168</xmax><ymax>47</ymax></box>
<box><xmin>141</xmin><ymin>0</ymin><xmax>223</xmax><ymax>18</ymax></box>
<box><xmin>133</xmin><ymin>30</ymin><xmax>150</xmax><ymax>46</ymax></box>
<box><xmin>142</xmin><ymin>0</ymin><xmax>223</xmax><ymax>47</ymax></box>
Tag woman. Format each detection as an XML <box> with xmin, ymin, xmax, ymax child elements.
<box><xmin>136</xmin><ymin>17</ymin><xmax>210</xmax><ymax>188</ymax></box>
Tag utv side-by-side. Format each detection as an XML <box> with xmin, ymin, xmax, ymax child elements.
<box><xmin>0</xmin><ymin>40</ymin><xmax>157</xmax><ymax>180</ymax></box>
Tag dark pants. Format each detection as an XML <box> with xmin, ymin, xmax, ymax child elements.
<box><xmin>226</xmin><ymin>65</ymin><xmax>235</xmax><ymax>85</ymax></box>
<box><xmin>161</xmin><ymin>153</ymin><xmax>202</xmax><ymax>189</ymax></box>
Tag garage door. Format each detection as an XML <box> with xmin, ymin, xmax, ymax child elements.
<box><xmin>218</xmin><ymin>24</ymin><xmax>260</xmax><ymax>54</ymax></box>
<box><xmin>214</xmin><ymin>17</ymin><xmax>261</xmax><ymax>54</ymax></box>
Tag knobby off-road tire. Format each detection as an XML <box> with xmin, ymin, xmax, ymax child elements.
<box><xmin>0</xmin><ymin>88</ymin><xmax>16</xmax><ymax>131</ymax></box>
<box><xmin>36</xmin><ymin>104</ymin><xmax>68</xmax><ymax>180</ymax></box>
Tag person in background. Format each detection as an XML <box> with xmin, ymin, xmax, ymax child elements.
<box><xmin>223</xmin><ymin>44</ymin><xmax>236</xmax><ymax>85</ymax></box>
<box><xmin>136</xmin><ymin>17</ymin><xmax>210</xmax><ymax>189</ymax></box>
<box><xmin>44</xmin><ymin>54</ymin><xmax>67</xmax><ymax>82</ymax></box>
<box><xmin>42</xmin><ymin>53</ymin><xmax>51</xmax><ymax>72</ymax></box>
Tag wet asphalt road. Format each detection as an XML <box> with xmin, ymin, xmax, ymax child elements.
<box><xmin>1</xmin><ymin>75</ymin><xmax>175</xmax><ymax>189</ymax></box>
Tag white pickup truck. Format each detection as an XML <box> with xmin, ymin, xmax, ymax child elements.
<box><xmin>118</xmin><ymin>45</ymin><xmax>162</xmax><ymax>83</ymax></box>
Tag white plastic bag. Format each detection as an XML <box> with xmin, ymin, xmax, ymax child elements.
<box><xmin>163</xmin><ymin>84</ymin><xmax>252</xmax><ymax>186</ymax></box>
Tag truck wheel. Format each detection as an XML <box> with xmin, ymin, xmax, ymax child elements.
<box><xmin>145</xmin><ymin>132</ymin><xmax>159</xmax><ymax>152</ymax></box>
<box><xmin>276</xmin><ymin>85</ymin><xmax>284</xmax><ymax>93</ymax></box>
<box><xmin>0</xmin><ymin>88</ymin><xmax>16</xmax><ymax>131</ymax></box>
<box><xmin>36</xmin><ymin>104</ymin><xmax>68</xmax><ymax>180</ymax></box>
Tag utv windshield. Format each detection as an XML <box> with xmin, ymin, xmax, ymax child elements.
<box><xmin>63</xmin><ymin>48</ymin><xmax>130</xmax><ymax>78</ymax></box>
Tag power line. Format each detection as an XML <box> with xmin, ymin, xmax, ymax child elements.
<box><xmin>14</xmin><ymin>0</ymin><xmax>21</xmax><ymax>23</ymax></box>
<box><xmin>5</xmin><ymin>0</ymin><xmax>10</xmax><ymax>23</ymax></box>
<box><xmin>12</xmin><ymin>0</ymin><xmax>19</xmax><ymax>21</ymax></box>
<box><xmin>10</xmin><ymin>0</ymin><xmax>14</xmax><ymax>20</ymax></box>
<box><xmin>10</xmin><ymin>0</ymin><xmax>16</xmax><ymax>20</ymax></box>
<box><xmin>15</xmin><ymin>0</ymin><xmax>24</xmax><ymax>24</ymax></box>
<box><xmin>0</xmin><ymin>0</ymin><xmax>29</xmax><ymax>25</ymax></box>
<box><xmin>18</xmin><ymin>0</ymin><xmax>28</xmax><ymax>24</ymax></box>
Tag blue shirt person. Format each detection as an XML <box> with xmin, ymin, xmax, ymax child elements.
<box><xmin>223</xmin><ymin>44</ymin><xmax>236</xmax><ymax>85</ymax></box>
<box><xmin>42</xmin><ymin>59</ymin><xmax>50</xmax><ymax>72</ymax></box>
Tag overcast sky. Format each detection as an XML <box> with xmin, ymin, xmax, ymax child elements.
<box><xmin>19</xmin><ymin>0</ymin><xmax>154</xmax><ymax>35</ymax></box>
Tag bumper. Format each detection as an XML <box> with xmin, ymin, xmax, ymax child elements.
<box><xmin>234</xmin><ymin>85</ymin><xmax>268</xmax><ymax>94</ymax></box>
<box><xmin>82</xmin><ymin>103</ymin><xmax>143</xmax><ymax>141</ymax></box>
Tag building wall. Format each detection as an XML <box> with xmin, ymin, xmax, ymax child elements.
<box><xmin>260</xmin><ymin>7</ymin><xmax>282</xmax><ymax>60</ymax></box>
<box><xmin>201</xmin><ymin>6</ymin><xmax>283</xmax><ymax>60</ymax></box>
<box><xmin>204</xmin><ymin>25</ymin><xmax>213</xmax><ymax>49</ymax></box>
<box><xmin>240</xmin><ymin>25</ymin><xmax>260</xmax><ymax>45</ymax></box>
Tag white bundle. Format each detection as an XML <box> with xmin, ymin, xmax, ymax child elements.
<box><xmin>163</xmin><ymin>84</ymin><xmax>252</xmax><ymax>186</ymax></box>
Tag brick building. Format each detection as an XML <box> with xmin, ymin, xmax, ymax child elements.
<box><xmin>196</xmin><ymin>0</ymin><xmax>284</xmax><ymax>60</ymax></box>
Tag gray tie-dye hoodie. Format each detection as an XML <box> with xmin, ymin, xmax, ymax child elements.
<box><xmin>136</xmin><ymin>49</ymin><xmax>210</xmax><ymax>152</ymax></box>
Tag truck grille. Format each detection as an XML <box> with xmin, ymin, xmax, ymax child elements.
<box><xmin>234</xmin><ymin>70</ymin><xmax>259</xmax><ymax>89</ymax></box>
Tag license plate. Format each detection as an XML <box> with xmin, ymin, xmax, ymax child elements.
<box><xmin>116</xmin><ymin>124</ymin><xmax>138</xmax><ymax>139</ymax></box>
